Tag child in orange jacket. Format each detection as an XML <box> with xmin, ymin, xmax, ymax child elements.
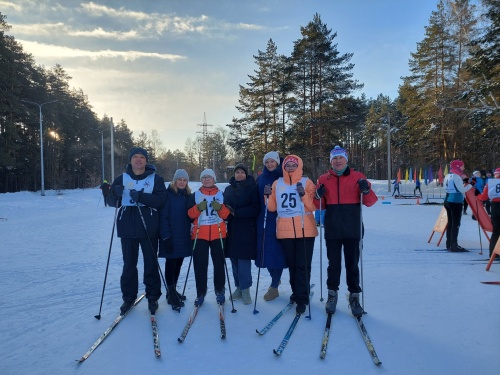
<box><xmin>187</xmin><ymin>169</ymin><xmax>230</xmax><ymax>307</ymax></box>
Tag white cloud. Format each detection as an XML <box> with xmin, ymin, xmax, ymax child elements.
<box><xmin>18</xmin><ymin>40</ymin><xmax>186</xmax><ymax>61</ymax></box>
<box><xmin>0</xmin><ymin>1</ymin><xmax>22</xmax><ymax>12</ymax></box>
<box><xmin>68</xmin><ymin>27</ymin><xmax>142</xmax><ymax>40</ymax></box>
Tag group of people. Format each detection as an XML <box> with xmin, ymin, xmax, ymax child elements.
<box><xmin>105</xmin><ymin>145</ymin><xmax>378</xmax><ymax>318</ymax></box>
<box><xmin>444</xmin><ymin>160</ymin><xmax>500</xmax><ymax>256</ymax></box>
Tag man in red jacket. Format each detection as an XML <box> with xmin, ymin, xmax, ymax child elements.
<box><xmin>314</xmin><ymin>146</ymin><xmax>378</xmax><ymax>317</ymax></box>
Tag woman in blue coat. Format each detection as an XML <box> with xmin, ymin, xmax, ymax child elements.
<box><xmin>159</xmin><ymin>169</ymin><xmax>193</xmax><ymax>311</ymax></box>
<box><xmin>256</xmin><ymin>151</ymin><xmax>287</xmax><ymax>301</ymax></box>
<box><xmin>223</xmin><ymin>164</ymin><xmax>260</xmax><ymax>305</ymax></box>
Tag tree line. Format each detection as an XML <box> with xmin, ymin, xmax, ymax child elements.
<box><xmin>1</xmin><ymin>0</ymin><xmax>498</xmax><ymax>193</ymax></box>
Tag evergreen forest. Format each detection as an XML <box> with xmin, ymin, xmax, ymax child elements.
<box><xmin>0</xmin><ymin>0</ymin><xmax>498</xmax><ymax>193</ymax></box>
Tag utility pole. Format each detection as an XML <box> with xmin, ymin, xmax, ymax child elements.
<box><xmin>197</xmin><ymin>112</ymin><xmax>214</xmax><ymax>168</ymax></box>
<box><xmin>21</xmin><ymin>99</ymin><xmax>57</xmax><ymax>196</ymax></box>
<box><xmin>110</xmin><ymin>117</ymin><xmax>115</xmax><ymax>181</ymax></box>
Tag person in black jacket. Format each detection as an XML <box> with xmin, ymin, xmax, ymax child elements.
<box><xmin>106</xmin><ymin>147</ymin><xmax>167</xmax><ymax>315</ymax></box>
<box><xmin>223</xmin><ymin>164</ymin><xmax>260</xmax><ymax>305</ymax></box>
<box><xmin>99</xmin><ymin>180</ymin><xmax>110</xmax><ymax>206</ymax></box>
<box><xmin>158</xmin><ymin>169</ymin><xmax>193</xmax><ymax>311</ymax></box>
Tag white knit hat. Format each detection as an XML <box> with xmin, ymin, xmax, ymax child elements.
<box><xmin>173</xmin><ymin>169</ymin><xmax>189</xmax><ymax>181</ymax></box>
<box><xmin>263</xmin><ymin>151</ymin><xmax>280</xmax><ymax>166</ymax></box>
<box><xmin>200</xmin><ymin>168</ymin><xmax>217</xmax><ymax>182</ymax></box>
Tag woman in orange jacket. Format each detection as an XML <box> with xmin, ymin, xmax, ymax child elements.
<box><xmin>187</xmin><ymin>169</ymin><xmax>230</xmax><ymax>307</ymax></box>
<box><xmin>264</xmin><ymin>155</ymin><xmax>318</xmax><ymax>314</ymax></box>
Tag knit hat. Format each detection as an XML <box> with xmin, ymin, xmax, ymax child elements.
<box><xmin>330</xmin><ymin>146</ymin><xmax>348</xmax><ymax>162</ymax></box>
<box><xmin>283</xmin><ymin>155</ymin><xmax>299</xmax><ymax>166</ymax></box>
<box><xmin>234</xmin><ymin>163</ymin><xmax>249</xmax><ymax>176</ymax></box>
<box><xmin>472</xmin><ymin>170</ymin><xmax>480</xmax><ymax>176</ymax></box>
<box><xmin>494</xmin><ymin>167</ymin><xmax>500</xmax><ymax>176</ymax></box>
<box><xmin>263</xmin><ymin>151</ymin><xmax>280</xmax><ymax>166</ymax></box>
<box><xmin>450</xmin><ymin>160</ymin><xmax>464</xmax><ymax>174</ymax></box>
<box><xmin>173</xmin><ymin>169</ymin><xmax>189</xmax><ymax>181</ymax></box>
<box><xmin>129</xmin><ymin>147</ymin><xmax>148</xmax><ymax>162</ymax></box>
<box><xmin>200</xmin><ymin>168</ymin><xmax>217</xmax><ymax>182</ymax></box>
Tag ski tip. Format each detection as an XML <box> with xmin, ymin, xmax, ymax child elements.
<box><xmin>273</xmin><ymin>349</ymin><xmax>282</xmax><ymax>356</ymax></box>
<box><xmin>177</xmin><ymin>337</ymin><xmax>184</xmax><ymax>343</ymax></box>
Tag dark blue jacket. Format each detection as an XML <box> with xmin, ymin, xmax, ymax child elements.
<box><xmin>106</xmin><ymin>164</ymin><xmax>167</xmax><ymax>239</ymax></box>
<box><xmin>223</xmin><ymin>175</ymin><xmax>260</xmax><ymax>260</ymax></box>
<box><xmin>255</xmin><ymin>166</ymin><xmax>287</xmax><ymax>269</ymax></box>
<box><xmin>158</xmin><ymin>184</ymin><xmax>193</xmax><ymax>259</ymax></box>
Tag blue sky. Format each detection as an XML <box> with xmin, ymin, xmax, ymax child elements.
<box><xmin>3</xmin><ymin>0</ymin><xmax>442</xmax><ymax>152</ymax></box>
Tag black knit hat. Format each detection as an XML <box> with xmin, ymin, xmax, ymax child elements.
<box><xmin>129</xmin><ymin>147</ymin><xmax>148</xmax><ymax>162</ymax></box>
<box><xmin>234</xmin><ymin>163</ymin><xmax>249</xmax><ymax>177</ymax></box>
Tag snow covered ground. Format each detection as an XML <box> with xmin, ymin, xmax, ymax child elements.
<box><xmin>0</xmin><ymin>180</ymin><xmax>498</xmax><ymax>375</ymax></box>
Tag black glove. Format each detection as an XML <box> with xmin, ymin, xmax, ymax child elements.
<box><xmin>197</xmin><ymin>200</ymin><xmax>207</xmax><ymax>212</ymax></box>
<box><xmin>163</xmin><ymin>238</ymin><xmax>174</xmax><ymax>253</ymax></box>
<box><xmin>358</xmin><ymin>179</ymin><xmax>370</xmax><ymax>194</ymax></box>
<box><xmin>211</xmin><ymin>200</ymin><xmax>222</xmax><ymax>211</ymax></box>
<box><xmin>470</xmin><ymin>177</ymin><xmax>476</xmax><ymax>186</ymax></box>
<box><xmin>130</xmin><ymin>188</ymin><xmax>143</xmax><ymax>203</ymax></box>
<box><xmin>315</xmin><ymin>184</ymin><xmax>325</xmax><ymax>199</ymax></box>
<box><xmin>296</xmin><ymin>182</ymin><xmax>305</xmax><ymax>197</ymax></box>
<box><xmin>226</xmin><ymin>204</ymin><xmax>236</xmax><ymax>216</ymax></box>
<box><xmin>113</xmin><ymin>185</ymin><xmax>124</xmax><ymax>197</ymax></box>
<box><xmin>264</xmin><ymin>184</ymin><xmax>272</xmax><ymax>196</ymax></box>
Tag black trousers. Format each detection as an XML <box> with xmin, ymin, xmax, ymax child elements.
<box><xmin>326</xmin><ymin>238</ymin><xmax>362</xmax><ymax>294</ymax></box>
<box><xmin>489</xmin><ymin>202</ymin><xmax>500</xmax><ymax>256</ymax></box>
<box><xmin>120</xmin><ymin>238</ymin><xmax>161</xmax><ymax>302</ymax></box>
<box><xmin>444</xmin><ymin>201</ymin><xmax>463</xmax><ymax>248</ymax></box>
<box><xmin>165</xmin><ymin>257</ymin><xmax>185</xmax><ymax>287</ymax></box>
<box><xmin>193</xmin><ymin>239</ymin><xmax>226</xmax><ymax>297</ymax></box>
<box><xmin>280</xmin><ymin>237</ymin><xmax>314</xmax><ymax>305</ymax></box>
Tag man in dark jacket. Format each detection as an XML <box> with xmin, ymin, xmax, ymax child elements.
<box><xmin>99</xmin><ymin>180</ymin><xmax>111</xmax><ymax>206</ymax></box>
<box><xmin>106</xmin><ymin>147</ymin><xmax>167</xmax><ymax>315</ymax></box>
<box><xmin>314</xmin><ymin>146</ymin><xmax>378</xmax><ymax>317</ymax></box>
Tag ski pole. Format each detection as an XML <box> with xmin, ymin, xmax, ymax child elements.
<box><xmin>475</xmin><ymin>198</ymin><xmax>483</xmax><ymax>255</ymax></box>
<box><xmin>213</xmin><ymin>205</ymin><xmax>237</xmax><ymax>313</ymax></box>
<box><xmin>181</xmin><ymin>224</ymin><xmax>200</xmax><ymax>298</ymax></box>
<box><xmin>319</xmin><ymin>196</ymin><xmax>323</xmax><ymax>302</ymax></box>
<box><xmin>297</xmin><ymin>182</ymin><xmax>312</xmax><ymax>320</ymax></box>
<box><xmin>253</xmin><ymin>195</ymin><xmax>268</xmax><ymax>315</ymax></box>
<box><xmin>136</xmin><ymin>204</ymin><xmax>169</xmax><ymax>292</ymax></box>
<box><xmin>359</xmin><ymin>192</ymin><xmax>365</xmax><ymax>313</ymax></box>
<box><xmin>94</xmin><ymin>203</ymin><xmax>119</xmax><ymax>320</ymax></box>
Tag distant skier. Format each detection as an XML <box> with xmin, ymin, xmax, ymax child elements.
<box><xmin>99</xmin><ymin>180</ymin><xmax>110</xmax><ymax>206</ymax></box>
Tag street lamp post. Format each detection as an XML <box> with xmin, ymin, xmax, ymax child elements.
<box><xmin>22</xmin><ymin>99</ymin><xmax>57</xmax><ymax>196</ymax></box>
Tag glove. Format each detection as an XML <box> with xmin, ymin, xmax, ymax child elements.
<box><xmin>358</xmin><ymin>179</ymin><xmax>370</xmax><ymax>194</ymax></box>
<box><xmin>263</xmin><ymin>184</ymin><xmax>272</xmax><ymax>196</ymax></box>
<box><xmin>113</xmin><ymin>185</ymin><xmax>124</xmax><ymax>197</ymax></box>
<box><xmin>470</xmin><ymin>177</ymin><xmax>476</xmax><ymax>186</ymax></box>
<box><xmin>211</xmin><ymin>200</ymin><xmax>222</xmax><ymax>211</ymax></box>
<box><xmin>296</xmin><ymin>182</ymin><xmax>305</xmax><ymax>197</ymax></box>
<box><xmin>226</xmin><ymin>204</ymin><xmax>236</xmax><ymax>216</ymax></box>
<box><xmin>315</xmin><ymin>184</ymin><xmax>325</xmax><ymax>199</ymax></box>
<box><xmin>163</xmin><ymin>238</ymin><xmax>174</xmax><ymax>253</ymax></box>
<box><xmin>197</xmin><ymin>200</ymin><xmax>207</xmax><ymax>212</ymax></box>
<box><xmin>130</xmin><ymin>188</ymin><xmax>143</xmax><ymax>203</ymax></box>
